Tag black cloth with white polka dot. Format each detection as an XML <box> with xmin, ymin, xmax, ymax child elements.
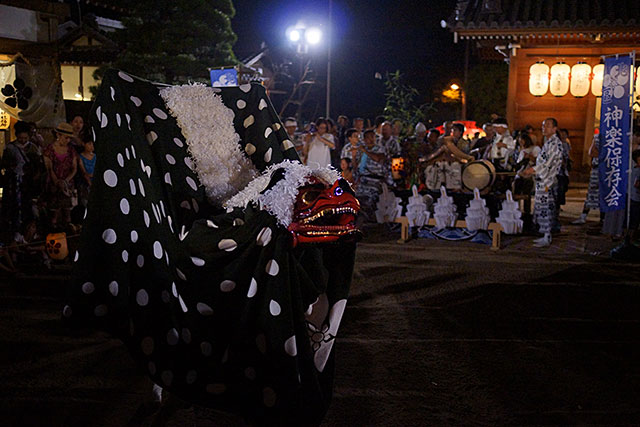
<box><xmin>64</xmin><ymin>69</ymin><xmax>356</xmax><ymax>424</ymax></box>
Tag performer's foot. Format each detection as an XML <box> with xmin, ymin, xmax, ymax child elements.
<box><xmin>533</xmin><ymin>238</ymin><xmax>551</xmax><ymax>248</ymax></box>
<box><xmin>571</xmin><ymin>214</ymin><xmax>587</xmax><ymax>225</ymax></box>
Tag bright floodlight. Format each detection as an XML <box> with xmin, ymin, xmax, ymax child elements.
<box><xmin>289</xmin><ymin>29</ymin><xmax>301</xmax><ymax>42</ymax></box>
<box><xmin>450</xmin><ymin>83</ymin><xmax>460</xmax><ymax>90</ymax></box>
<box><xmin>305</xmin><ymin>27</ymin><xmax>322</xmax><ymax>45</ymax></box>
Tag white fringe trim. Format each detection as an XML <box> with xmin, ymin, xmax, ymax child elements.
<box><xmin>225</xmin><ymin>160</ymin><xmax>341</xmax><ymax>227</ymax></box>
<box><xmin>159</xmin><ymin>84</ymin><xmax>258</xmax><ymax>206</ymax></box>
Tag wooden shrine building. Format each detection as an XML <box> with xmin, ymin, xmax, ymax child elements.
<box><xmin>447</xmin><ymin>0</ymin><xmax>640</xmax><ymax>176</ymax></box>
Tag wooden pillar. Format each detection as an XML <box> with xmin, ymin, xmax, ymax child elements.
<box><xmin>582</xmin><ymin>94</ymin><xmax>597</xmax><ymax>167</ymax></box>
<box><xmin>506</xmin><ymin>52</ymin><xmax>518</xmax><ymax>126</ymax></box>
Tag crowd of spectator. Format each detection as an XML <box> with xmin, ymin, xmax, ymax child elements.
<box><xmin>0</xmin><ymin>116</ymin><xmax>95</xmax><ymax>269</ymax></box>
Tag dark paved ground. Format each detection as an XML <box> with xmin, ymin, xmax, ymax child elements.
<box><xmin>1</xmin><ymin>188</ymin><xmax>639</xmax><ymax>426</ymax></box>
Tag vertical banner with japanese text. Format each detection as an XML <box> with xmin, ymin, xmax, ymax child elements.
<box><xmin>599</xmin><ymin>55</ymin><xmax>633</xmax><ymax>213</ymax></box>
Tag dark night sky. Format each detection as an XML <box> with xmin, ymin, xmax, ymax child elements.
<box><xmin>231</xmin><ymin>0</ymin><xmax>467</xmax><ymax>120</ymax></box>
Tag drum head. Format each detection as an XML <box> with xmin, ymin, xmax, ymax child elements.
<box><xmin>462</xmin><ymin>160</ymin><xmax>496</xmax><ymax>191</ymax></box>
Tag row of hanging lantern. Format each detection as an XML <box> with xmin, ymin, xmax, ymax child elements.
<box><xmin>529</xmin><ymin>61</ymin><xmax>640</xmax><ymax>98</ymax></box>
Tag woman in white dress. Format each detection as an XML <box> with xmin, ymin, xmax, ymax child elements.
<box><xmin>304</xmin><ymin>118</ymin><xmax>335</xmax><ymax>168</ymax></box>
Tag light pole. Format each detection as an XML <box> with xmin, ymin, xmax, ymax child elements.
<box><xmin>450</xmin><ymin>83</ymin><xmax>467</xmax><ymax>120</ymax></box>
<box><xmin>326</xmin><ymin>0</ymin><xmax>332</xmax><ymax>119</ymax></box>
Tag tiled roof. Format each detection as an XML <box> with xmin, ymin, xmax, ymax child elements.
<box><xmin>448</xmin><ymin>0</ymin><xmax>640</xmax><ymax>32</ymax></box>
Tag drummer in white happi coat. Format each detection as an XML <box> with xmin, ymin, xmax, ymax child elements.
<box><xmin>520</xmin><ymin>118</ymin><xmax>564</xmax><ymax>248</ymax></box>
<box><xmin>486</xmin><ymin>117</ymin><xmax>515</xmax><ymax>170</ymax></box>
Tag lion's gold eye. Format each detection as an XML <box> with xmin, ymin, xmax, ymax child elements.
<box><xmin>302</xmin><ymin>190</ymin><xmax>321</xmax><ymax>205</ymax></box>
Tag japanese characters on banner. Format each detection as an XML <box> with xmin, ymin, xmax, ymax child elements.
<box><xmin>598</xmin><ymin>55</ymin><xmax>633</xmax><ymax>213</ymax></box>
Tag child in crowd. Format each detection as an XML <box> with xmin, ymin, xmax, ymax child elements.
<box><xmin>340</xmin><ymin>157</ymin><xmax>354</xmax><ymax>186</ymax></box>
<box><xmin>77</xmin><ymin>137</ymin><xmax>96</xmax><ymax>208</ymax></box>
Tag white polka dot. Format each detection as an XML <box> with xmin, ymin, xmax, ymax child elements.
<box><xmin>100</xmin><ymin>113</ymin><xmax>108</xmax><ymax>128</ymax></box>
<box><xmin>143</xmin><ymin>210</ymin><xmax>150</xmax><ymax>227</ymax></box>
<box><xmin>176</xmin><ymin>268</ymin><xmax>186</xmax><ymax>281</ymax></box>
<box><xmin>96</xmin><ymin>107</ymin><xmax>102</xmax><ymax>123</ymax></box>
<box><xmin>63</xmin><ymin>305</ymin><xmax>72</xmax><ymax>317</ymax></box>
<box><xmin>148</xmin><ymin>362</ymin><xmax>156</xmax><ymax>375</ymax></box>
<box><xmin>103</xmin><ymin>170</ymin><xmax>118</xmax><ymax>187</ymax></box>
<box><xmin>284</xmin><ymin>335</ymin><xmax>297</xmax><ymax>356</ymax></box>
<box><xmin>129</xmin><ymin>179</ymin><xmax>136</xmax><ymax>195</ymax></box>
<box><xmin>181</xmin><ymin>328</ymin><xmax>192</xmax><ymax>344</ymax></box>
<box><xmin>266</xmin><ymin>259</ymin><xmax>279</xmax><ymax>276</ymax></box>
<box><xmin>171</xmin><ymin>282</ymin><xmax>178</xmax><ymax>298</ymax></box>
<box><xmin>117</xmin><ymin>153</ymin><xmax>124</xmax><ymax>167</ymax></box>
<box><xmin>110</xmin><ymin>86</ymin><xmax>115</xmax><ymax>100</ymax></box>
<box><xmin>184</xmin><ymin>157</ymin><xmax>195</xmax><ymax>170</ymax></box>
<box><xmin>153</xmin><ymin>241</ymin><xmax>163</xmax><ymax>259</ymax></box>
<box><xmin>125</xmin><ymin>114</ymin><xmax>131</xmax><ymax>130</ymax></box>
<box><xmin>137</xmin><ymin>254</ymin><xmax>144</xmax><ymax>267</ymax></box>
<box><xmin>131</xmin><ymin>230</ymin><xmax>138</xmax><ymax>243</ymax></box>
<box><xmin>81</xmin><ymin>282</ymin><xmax>95</xmax><ymax>294</ymax></box>
<box><xmin>144</xmin><ymin>115</ymin><xmax>155</xmax><ymax>123</ymax></box>
<box><xmin>256</xmin><ymin>334</ymin><xmax>267</xmax><ymax>354</ymax></box>
<box><xmin>196</xmin><ymin>302</ymin><xmax>213</xmax><ymax>316</ymax></box>
<box><xmin>282</xmin><ymin>139</ymin><xmax>294</xmax><ymax>150</ymax></box>
<box><xmin>130</xmin><ymin>96</ymin><xmax>142</xmax><ymax>106</ymax></box>
<box><xmin>233</xmin><ymin>218</ymin><xmax>244</xmax><ymax>227</ymax></box>
<box><xmin>74</xmin><ymin>251</ymin><xmax>79</xmax><ymax>262</ymax></box>
<box><xmin>141</xmin><ymin>337</ymin><xmax>154</xmax><ymax>355</ymax></box>
<box><xmin>186</xmin><ymin>370</ymin><xmax>197</xmax><ymax>384</ymax></box>
<box><xmin>191</xmin><ymin>256</ymin><xmax>205</xmax><ymax>266</ymax></box>
<box><xmin>264</xmin><ymin>127</ymin><xmax>273</xmax><ymax>139</ymax></box>
<box><xmin>236</xmin><ymin>99</ymin><xmax>246</xmax><ymax>109</ymax></box>
<box><xmin>206</xmin><ymin>383</ymin><xmax>226</xmax><ymax>394</ymax></box>
<box><xmin>258</xmin><ymin>99</ymin><xmax>268</xmax><ymax>110</ymax></box>
<box><xmin>256</xmin><ymin>227</ymin><xmax>272</xmax><ymax>246</ymax></box>
<box><xmin>159</xmin><ymin>201</ymin><xmax>166</xmax><ymax>217</ymax></box>
<box><xmin>240</xmin><ymin>83</ymin><xmax>251</xmax><ymax>92</ymax></box>
<box><xmin>269</xmin><ymin>300</ymin><xmax>281</xmax><ymax>316</ymax></box>
<box><xmin>201</xmin><ymin>341</ymin><xmax>212</xmax><ymax>356</ymax></box>
<box><xmin>164</xmin><ymin>173</ymin><xmax>172</xmax><ymax>185</ymax></box>
<box><xmin>120</xmin><ymin>198</ymin><xmax>130</xmax><ymax>215</ymax></box>
<box><xmin>146</xmin><ymin>131</ymin><xmax>157</xmax><ymax>144</ymax></box>
<box><xmin>94</xmin><ymin>305</ymin><xmax>108</xmax><ymax>317</ymax></box>
<box><xmin>102</xmin><ymin>229</ymin><xmax>117</xmax><ymax>244</ymax></box>
<box><xmin>245</xmin><ymin>143</ymin><xmax>256</xmax><ymax>155</ymax></box>
<box><xmin>118</xmin><ymin>71</ymin><xmax>134</xmax><ymax>82</ymax></box>
<box><xmin>167</xmin><ymin>328</ymin><xmax>179</xmax><ymax>345</ymax></box>
<box><xmin>206</xmin><ymin>220</ymin><xmax>218</xmax><ymax>228</ymax></box>
<box><xmin>153</xmin><ymin>108</ymin><xmax>167</xmax><ymax>119</ymax></box>
<box><xmin>122</xmin><ymin>250</ymin><xmax>128</xmax><ymax>262</ymax></box>
<box><xmin>136</xmin><ymin>289</ymin><xmax>149</xmax><ymax>306</ymax></box>
<box><xmin>138</xmin><ymin>179</ymin><xmax>146</xmax><ymax>197</ymax></box>
<box><xmin>161</xmin><ymin>290</ymin><xmax>170</xmax><ymax>303</ymax></box>
<box><xmin>220</xmin><ymin>280</ymin><xmax>236</xmax><ymax>292</ymax></box>
<box><xmin>179</xmin><ymin>295</ymin><xmax>188</xmax><ymax>312</ymax></box>
<box><xmin>263</xmin><ymin>387</ymin><xmax>276</xmax><ymax>407</ymax></box>
<box><xmin>116</xmin><ymin>113</ymin><xmax>121</xmax><ymax>127</ymax></box>
<box><xmin>131</xmin><ymin>146</ymin><xmax>136</xmax><ymax>158</ymax></box>
<box><xmin>218</xmin><ymin>239</ymin><xmax>237</xmax><ymax>251</ymax></box>
<box><xmin>186</xmin><ymin>176</ymin><xmax>198</xmax><ymax>191</ymax></box>
<box><xmin>161</xmin><ymin>370</ymin><xmax>173</xmax><ymax>386</ymax></box>
<box><xmin>272</xmin><ymin>123</ymin><xmax>281</xmax><ymax>131</ymax></box>
<box><xmin>108</xmin><ymin>281</ymin><xmax>118</xmax><ymax>296</ymax></box>
<box><xmin>247</xmin><ymin>278</ymin><xmax>257</xmax><ymax>298</ymax></box>
<box><xmin>165</xmin><ymin>154</ymin><xmax>176</xmax><ymax>165</ymax></box>
<box><xmin>264</xmin><ymin>147</ymin><xmax>272</xmax><ymax>163</ymax></box>
<box><xmin>243</xmin><ymin>115</ymin><xmax>255</xmax><ymax>128</ymax></box>
<box><xmin>173</xmin><ymin>137</ymin><xmax>183</xmax><ymax>147</ymax></box>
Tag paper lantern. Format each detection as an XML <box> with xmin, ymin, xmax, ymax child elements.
<box><xmin>591</xmin><ymin>64</ymin><xmax>605</xmax><ymax>97</ymax></box>
<box><xmin>391</xmin><ymin>157</ymin><xmax>404</xmax><ymax>180</ymax></box>
<box><xmin>570</xmin><ymin>62</ymin><xmax>591</xmax><ymax>97</ymax></box>
<box><xmin>46</xmin><ymin>233</ymin><xmax>69</xmax><ymax>260</ymax></box>
<box><xmin>636</xmin><ymin>66</ymin><xmax>640</xmax><ymax>93</ymax></box>
<box><xmin>550</xmin><ymin>62</ymin><xmax>570</xmax><ymax>97</ymax></box>
<box><xmin>529</xmin><ymin>62</ymin><xmax>549</xmax><ymax>97</ymax></box>
<box><xmin>0</xmin><ymin>108</ymin><xmax>9</xmax><ymax>130</ymax></box>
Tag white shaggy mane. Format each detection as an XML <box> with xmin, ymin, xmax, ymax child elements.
<box><xmin>159</xmin><ymin>84</ymin><xmax>258</xmax><ymax>206</ymax></box>
<box><xmin>225</xmin><ymin>160</ymin><xmax>341</xmax><ymax>227</ymax></box>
